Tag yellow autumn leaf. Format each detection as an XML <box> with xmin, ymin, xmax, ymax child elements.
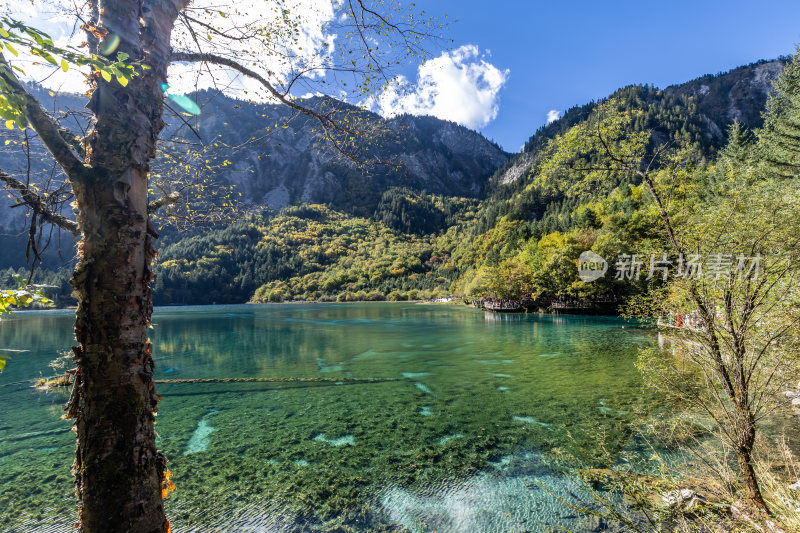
<box><xmin>4</xmin><ymin>120</ymin><xmax>13</xmax><ymax>130</ymax></box>
<box><xmin>60</xmin><ymin>58</ymin><xmax>69</xmax><ymax>72</ymax></box>
<box><xmin>100</xmin><ymin>69</ymin><xmax>112</xmax><ymax>82</ymax></box>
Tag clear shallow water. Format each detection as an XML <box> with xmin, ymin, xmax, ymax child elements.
<box><xmin>0</xmin><ymin>304</ymin><xmax>659</xmax><ymax>532</ymax></box>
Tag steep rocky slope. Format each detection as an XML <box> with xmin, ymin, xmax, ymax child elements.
<box><xmin>178</xmin><ymin>94</ymin><xmax>508</xmax><ymax>215</ymax></box>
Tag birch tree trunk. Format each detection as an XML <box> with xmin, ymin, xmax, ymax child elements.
<box><xmin>66</xmin><ymin>1</ymin><xmax>186</xmax><ymax>530</ymax></box>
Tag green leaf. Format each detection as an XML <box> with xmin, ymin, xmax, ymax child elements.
<box><xmin>40</xmin><ymin>50</ymin><xmax>58</xmax><ymax>66</ymax></box>
<box><xmin>100</xmin><ymin>69</ymin><xmax>112</xmax><ymax>82</ymax></box>
<box><xmin>116</xmin><ymin>74</ymin><xmax>128</xmax><ymax>87</ymax></box>
<box><xmin>4</xmin><ymin>42</ymin><xmax>17</xmax><ymax>56</ymax></box>
<box><xmin>60</xmin><ymin>58</ymin><xmax>68</xmax><ymax>72</ymax></box>
<box><xmin>0</xmin><ymin>28</ymin><xmax>9</xmax><ymax>38</ymax></box>
<box><xmin>116</xmin><ymin>51</ymin><xmax>129</xmax><ymax>62</ymax></box>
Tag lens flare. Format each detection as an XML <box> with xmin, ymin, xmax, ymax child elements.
<box><xmin>160</xmin><ymin>83</ymin><xmax>202</xmax><ymax>115</ymax></box>
<box><xmin>98</xmin><ymin>33</ymin><xmax>120</xmax><ymax>56</ymax></box>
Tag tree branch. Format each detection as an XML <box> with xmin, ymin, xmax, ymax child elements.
<box><xmin>170</xmin><ymin>53</ymin><xmax>392</xmax><ymax>166</ymax></box>
<box><xmin>170</xmin><ymin>51</ymin><xmax>359</xmax><ymax>138</ymax></box>
<box><xmin>147</xmin><ymin>191</ymin><xmax>181</xmax><ymax>213</ymax></box>
<box><xmin>0</xmin><ymin>169</ymin><xmax>80</xmax><ymax>236</ymax></box>
<box><xmin>0</xmin><ymin>55</ymin><xmax>85</xmax><ymax>181</ymax></box>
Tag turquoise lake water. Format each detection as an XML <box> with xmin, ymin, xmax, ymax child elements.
<box><xmin>0</xmin><ymin>303</ymin><xmax>659</xmax><ymax>532</ymax></box>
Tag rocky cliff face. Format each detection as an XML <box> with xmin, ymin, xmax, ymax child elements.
<box><xmin>667</xmin><ymin>60</ymin><xmax>785</xmax><ymax>128</ymax></box>
<box><xmin>179</xmin><ymin>95</ymin><xmax>509</xmax><ymax>214</ymax></box>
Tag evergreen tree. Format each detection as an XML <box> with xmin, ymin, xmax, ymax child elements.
<box><xmin>758</xmin><ymin>47</ymin><xmax>800</xmax><ymax>179</ymax></box>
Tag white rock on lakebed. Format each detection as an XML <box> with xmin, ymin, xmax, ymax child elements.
<box><xmin>792</xmin><ymin>397</ymin><xmax>800</xmax><ymax>407</ymax></box>
<box><xmin>788</xmin><ymin>480</ymin><xmax>800</xmax><ymax>492</ymax></box>
<box><xmin>314</xmin><ymin>434</ymin><xmax>355</xmax><ymax>447</ymax></box>
<box><xmin>784</xmin><ymin>390</ymin><xmax>798</xmax><ymax>399</ymax></box>
<box><xmin>184</xmin><ymin>411</ymin><xmax>217</xmax><ymax>455</ymax></box>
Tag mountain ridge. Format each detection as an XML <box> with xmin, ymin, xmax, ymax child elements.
<box><xmin>494</xmin><ymin>58</ymin><xmax>785</xmax><ymax>187</ymax></box>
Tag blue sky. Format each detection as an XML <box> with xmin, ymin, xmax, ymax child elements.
<box><xmin>411</xmin><ymin>0</ymin><xmax>800</xmax><ymax>151</ymax></box>
<box><xmin>10</xmin><ymin>0</ymin><xmax>800</xmax><ymax>153</ymax></box>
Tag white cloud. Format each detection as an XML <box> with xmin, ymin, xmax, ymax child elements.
<box><xmin>2</xmin><ymin>0</ymin><xmax>92</xmax><ymax>94</ymax></box>
<box><xmin>3</xmin><ymin>0</ymin><xmax>339</xmax><ymax>99</ymax></box>
<box><xmin>168</xmin><ymin>0</ymin><xmax>337</xmax><ymax>99</ymax></box>
<box><xmin>371</xmin><ymin>45</ymin><xmax>509</xmax><ymax>130</ymax></box>
<box><xmin>546</xmin><ymin>109</ymin><xmax>560</xmax><ymax>124</ymax></box>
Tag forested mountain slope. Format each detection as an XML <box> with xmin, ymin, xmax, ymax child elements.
<box><xmin>1</xmin><ymin>59</ymin><xmax>788</xmax><ymax>307</ymax></box>
<box><xmin>447</xmin><ymin>59</ymin><xmax>789</xmax><ymax>306</ymax></box>
<box><xmin>482</xmin><ymin>59</ymin><xmax>785</xmax><ymax>231</ymax></box>
<box><xmin>141</xmin><ymin>59</ymin><xmax>789</xmax><ymax>306</ymax></box>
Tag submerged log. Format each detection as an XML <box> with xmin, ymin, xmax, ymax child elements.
<box><xmin>34</xmin><ymin>373</ymin><xmax>401</xmax><ymax>389</ymax></box>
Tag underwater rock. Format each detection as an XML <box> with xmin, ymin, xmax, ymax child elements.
<box><xmin>316</xmin><ymin>357</ymin><xmax>343</xmax><ymax>373</ymax></box>
<box><xmin>313</xmin><ymin>434</ymin><xmax>355</xmax><ymax>446</ymax></box>
<box><xmin>184</xmin><ymin>412</ymin><xmax>216</xmax><ymax>454</ymax></box>
<box><xmin>487</xmin><ymin>455</ymin><xmax>513</xmax><ymax>470</ymax></box>
<box><xmin>512</xmin><ymin>416</ymin><xmax>552</xmax><ymax>429</ymax></box>
<box><xmin>437</xmin><ymin>434</ymin><xmax>464</xmax><ymax>445</ymax></box>
<box><xmin>402</xmin><ymin>372</ymin><xmax>431</xmax><ymax>378</ymax></box>
<box><xmin>414</xmin><ymin>382</ymin><xmax>434</xmax><ymax>395</ymax></box>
